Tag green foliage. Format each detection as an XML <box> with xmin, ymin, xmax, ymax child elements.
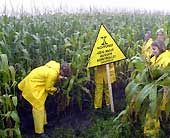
<box><xmin>81</xmin><ymin>109</ymin><xmax>143</xmax><ymax>138</ymax></box>
<box><xmin>1</xmin><ymin>11</ymin><xmax>170</xmax><ymax>137</ymax></box>
<box><xmin>0</xmin><ymin>54</ymin><xmax>21</xmax><ymax>138</ymax></box>
<box><xmin>50</xmin><ymin>128</ymin><xmax>75</xmax><ymax>138</ymax></box>
<box><xmin>125</xmin><ymin>55</ymin><xmax>170</xmax><ymax>136</ymax></box>
<box><xmin>126</xmin><ymin>56</ymin><xmax>170</xmax><ymax>114</ymax></box>
<box><xmin>0</xmin><ymin>95</ymin><xmax>21</xmax><ymax>138</ymax></box>
<box><xmin>53</xmin><ymin>31</ymin><xmax>93</xmax><ymax>111</ymax></box>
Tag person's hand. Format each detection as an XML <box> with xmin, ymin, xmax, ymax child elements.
<box><xmin>61</xmin><ymin>76</ymin><xmax>67</xmax><ymax>81</ymax></box>
<box><xmin>56</xmin><ymin>87</ymin><xmax>62</xmax><ymax>94</ymax></box>
<box><xmin>54</xmin><ymin>88</ymin><xmax>62</xmax><ymax>97</ymax></box>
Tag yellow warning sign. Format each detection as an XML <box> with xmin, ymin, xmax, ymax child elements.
<box><xmin>87</xmin><ymin>24</ymin><xmax>126</xmax><ymax>68</ymax></box>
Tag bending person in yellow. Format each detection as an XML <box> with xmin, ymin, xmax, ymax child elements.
<box><xmin>144</xmin><ymin>40</ymin><xmax>170</xmax><ymax>138</ymax></box>
<box><xmin>18</xmin><ymin>61</ymin><xmax>71</xmax><ymax>138</ymax></box>
<box><xmin>94</xmin><ymin>63</ymin><xmax>116</xmax><ymax>109</ymax></box>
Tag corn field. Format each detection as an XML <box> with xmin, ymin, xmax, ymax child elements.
<box><xmin>1</xmin><ymin>11</ymin><xmax>170</xmax><ymax>137</ymax></box>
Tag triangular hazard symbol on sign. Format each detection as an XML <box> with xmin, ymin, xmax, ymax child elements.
<box><xmin>87</xmin><ymin>24</ymin><xmax>126</xmax><ymax>68</ymax></box>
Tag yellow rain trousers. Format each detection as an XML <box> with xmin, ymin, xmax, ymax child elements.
<box><xmin>144</xmin><ymin>50</ymin><xmax>170</xmax><ymax>137</ymax></box>
<box><xmin>32</xmin><ymin>106</ymin><xmax>47</xmax><ymax>133</ymax></box>
<box><xmin>94</xmin><ymin>63</ymin><xmax>116</xmax><ymax>109</ymax></box>
<box><xmin>144</xmin><ymin>112</ymin><xmax>160</xmax><ymax>138</ymax></box>
<box><xmin>18</xmin><ymin>60</ymin><xmax>61</xmax><ymax>134</ymax></box>
<box><xmin>141</xmin><ymin>38</ymin><xmax>153</xmax><ymax>60</ymax></box>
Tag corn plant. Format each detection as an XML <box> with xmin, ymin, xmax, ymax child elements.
<box><xmin>124</xmin><ymin>55</ymin><xmax>170</xmax><ymax>133</ymax></box>
<box><xmin>1</xmin><ymin>12</ymin><xmax>170</xmax><ymax>137</ymax></box>
<box><xmin>56</xmin><ymin>32</ymin><xmax>93</xmax><ymax>111</ymax></box>
<box><xmin>0</xmin><ymin>54</ymin><xmax>21</xmax><ymax>138</ymax></box>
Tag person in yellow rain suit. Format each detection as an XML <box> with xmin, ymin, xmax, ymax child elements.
<box><xmin>144</xmin><ymin>40</ymin><xmax>170</xmax><ymax>138</ymax></box>
<box><xmin>150</xmin><ymin>40</ymin><xmax>170</xmax><ymax>68</ymax></box>
<box><xmin>94</xmin><ymin>63</ymin><xmax>116</xmax><ymax>109</ymax></box>
<box><xmin>18</xmin><ymin>60</ymin><xmax>71</xmax><ymax>138</ymax></box>
<box><xmin>156</xmin><ymin>28</ymin><xmax>165</xmax><ymax>42</ymax></box>
<box><xmin>141</xmin><ymin>31</ymin><xmax>153</xmax><ymax>60</ymax></box>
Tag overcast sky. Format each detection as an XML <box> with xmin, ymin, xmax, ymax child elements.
<box><xmin>0</xmin><ymin>0</ymin><xmax>170</xmax><ymax>15</ymax></box>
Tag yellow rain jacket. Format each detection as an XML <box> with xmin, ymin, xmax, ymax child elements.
<box><xmin>144</xmin><ymin>112</ymin><xmax>160</xmax><ymax>138</ymax></box>
<box><xmin>144</xmin><ymin>50</ymin><xmax>170</xmax><ymax>137</ymax></box>
<box><xmin>18</xmin><ymin>60</ymin><xmax>61</xmax><ymax>109</ymax></box>
<box><xmin>94</xmin><ymin>63</ymin><xmax>116</xmax><ymax>109</ymax></box>
<box><xmin>141</xmin><ymin>38</ymin><xmax>153</xmax><ymax>60</ymax></box>
<box><xmin>151</xmin><ymin>50</ymin><xmax>170</xmax><ymax>68</ymax></box>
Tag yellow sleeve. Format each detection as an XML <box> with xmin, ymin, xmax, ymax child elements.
<box><xmin>159</xmin><ymin>51</ymin><xmax>170</xmax><ymax>67</ymax></box>
<box><xmin>45</xmin><ymin>72</ymin><xmax>58</xmax><ymax>94</ymax></box>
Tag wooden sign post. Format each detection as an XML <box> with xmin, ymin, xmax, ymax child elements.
<box><xmin>106</xmin><ymin>64</ymin><xmax>114</xmax><ymax>113</ymax></box>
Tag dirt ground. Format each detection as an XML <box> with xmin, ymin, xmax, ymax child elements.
<box><xmin>18</xmin><ymin>81</ymin><xmax>126</xmax><ymax>138</ymax></box>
